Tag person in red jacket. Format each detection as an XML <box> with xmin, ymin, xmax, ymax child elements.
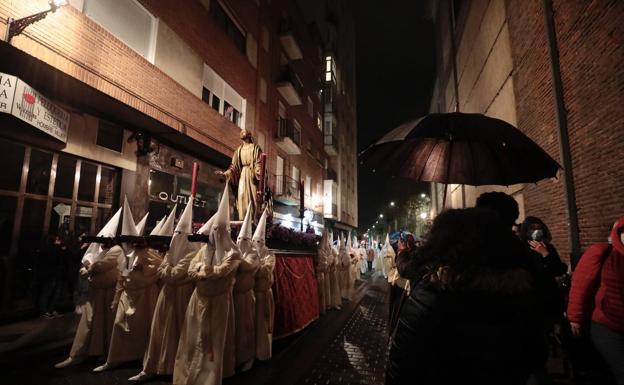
<box><xmin>567</xmin><ymin>217</ymin><xmax>624</xmax><ymax>385</ymax></box>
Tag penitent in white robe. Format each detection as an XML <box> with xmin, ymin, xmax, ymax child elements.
<box><xmin>233</xmin><ymin>250</ymin><xmax>260</xmax><ymax>368</ymax></box>
<box><xmin>106</xmin><ymin>248</ymin><xmax>161</xmax><ymax>364</ymax></box>
<box><xmin>143</xmin><ymin>251</ymin><xmax>195</xmax><ymax>375</ymax></box>
<box><xmin>69</xmin><ymin>245</ymin><xmax>123</xmax><ymax>359</ymax></box>
<box><xmin>254</xmin><ymin>252</ymin><xmax>275</xmax><ymax>360</ymax></box>
<box><xmin>173</xmin><ymin>246</ymin><xmax>241</xmax><ymax>385</ymax></box>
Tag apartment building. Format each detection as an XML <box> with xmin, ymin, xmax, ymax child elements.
<box><xmin>0</xmin><ymin>0</ymin><xmax>357</xmax><ymax>317</ymax></box>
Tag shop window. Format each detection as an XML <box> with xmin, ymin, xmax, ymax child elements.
<box><xmin>98</xmin><ymin>166</ymin><xmax>117</xmax><ymax>204</ymax></box>
<box><xmin>0</xmin><ymin>138</ymin><xmax>25</xmax><ymax>191</ymax></box>
<box><xmin>18</xmin><ymin>198</ymin><xmax>47</xmax><ymax>262</ymax></box>
<box><xmin>26</xmin><ymin>149</ymin><xmax>53</xmax><ymax>195</ymax></box>
<box><xmin>0</xmin><ymin>196</ymin><xmax>17</xmax><ymax>255</ymax></box>
<box><xmin>49</xmin><ymin>202</ymin><xmax>71</xmax><ymax>236</ymax></box>
<box><xmin>149</xmin><ymin>169</ymin><xmax>175</xmax><ymax>201</ymax></box>
<box><xmin>78</xmin><ymin>162</ymin><xmax>97</xmax><ymax>202</ymax></box>
<box><xmin>75</xmin><ymin>206</ymin><xmax>94</xmax><ymax>235</ymax></box>
<box><xmin>96</xmin><ymin>120</ymin><xmax>124</xmax><ymax>153</ymax></box>
<box><xmin>96</xmin><ymin>207</ymin><xmax>114</xmax><ymax>234</ymax></box>
<box><xmin>54</xmin><ymin>155</ymin><xmax>77</xmax><ymax>199</ymax></box>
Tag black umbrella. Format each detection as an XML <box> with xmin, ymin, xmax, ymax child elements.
<box><xmin>360</xmin><ymin>112</ymin><xmax>560</xmax><ymax>190</ymax></box>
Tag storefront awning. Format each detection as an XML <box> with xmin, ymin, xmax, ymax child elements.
<box><xmin>0</xmin><ymin>42</ymin><xmax>231</xmax><ymax>168</ymax></box>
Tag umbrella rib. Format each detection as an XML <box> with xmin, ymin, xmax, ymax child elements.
<box><xmin>416</xmin><ymin>140</ymin><xmax>438</xmax><ymax>181</ymax></box>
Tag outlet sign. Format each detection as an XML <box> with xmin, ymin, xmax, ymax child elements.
<box><xmin>0</xmin><ymin>72</ymin><xmax>70</xmax><ymax>142</ymax></box>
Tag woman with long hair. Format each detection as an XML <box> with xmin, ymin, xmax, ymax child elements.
<box><xmin>387</xmin><ymin>208</ymin><xmax>545</xmax><ymax>385</ymax></box>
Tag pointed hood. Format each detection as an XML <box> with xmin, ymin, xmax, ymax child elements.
<box><xmin>237</xmin><ymin>201</ymin><xmax>254</xmax><ymax>254</ymax></box>
<box><xmin>135</xmin><ymin>213</ymin><xmax>149</xmax><ymax>235</ymax></box>
<box><xmin>159</xmin><ymin>204</ymin><xmax>177</xmax><ymax>236</ymax></box>
<box><xmin>167</xmin><ymin>198</ymin><xmax>194</xmax><ymax>265</ymax></box>
<box><xmin>253</xmin><ymin>208</ymin><xmax>269</xmax><ymax>255</ymax></box>
<box><xmin>317</xmin><ymin>228</ymin><xmax>329</xmax><ymax>264</ymax></box>
<box><xmin>149</xmin><ymin>216</ymin><xmax>166</xmax><ymax>236</ymax></box>
<box><xmin>121</xmin><ymin>196</ymin><xmax>138</xmax><ymax>236</ymax></box>
<box><xmin>208</xmin><ymin>184</ymin><xmax>235</xmax><ymax>265</ymax></box>
<box><xmin>384</xmin><ymin>233</ymin><xmax>395</xmax><ymax>258</ymax></box>
<box><xmin>82</xmin><ymin>207</ymin><xmax>122</xmax><ymax>264</ymax></box>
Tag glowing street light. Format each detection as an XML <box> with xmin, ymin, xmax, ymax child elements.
<box><xmin>390</xmin><ymin>201</ymin><xmax>395</xmax><ymax>207</ymax></box>
<box><xmin>421</xmin><ymin>193</ymin><xmax>426</xmax><ymax>198</ymax></box>
<box><xmin>420</xmin><ymin>212</ymin><xmax>427</xmax><ymax>220</ymax></box>
<box><xmin>379</xmin><ymin>214</ymin><xmax>384</xmax><ymax>218</ymax></box>
<box><xmin>372</xmin><ymin>225</ymin><xmax>375</xmax><ymax>228</ymax></box>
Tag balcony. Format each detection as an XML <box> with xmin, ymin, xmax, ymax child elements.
<box><xmin>273</xmin><ymin>174</ymin><xmax>301</xmax><ymax>206</ymax></box>
<box><xmin>276</xmin><ymin>68</ymin><xmax>303</xmax><ymax>106</ymax></box>
<box><xmin>279</xmin><ymin>20</ymin><xmax>303</xmax><ymax>60</ymax></box>
<box><xmin>324</xmin><ymin>108</ymin><xmax>338</xmax><ymax>156</ymax></box>
<box><xmin>276</xmin><ymin>118</ymin><xmax>302</xmax><ymax>155</ymax></box>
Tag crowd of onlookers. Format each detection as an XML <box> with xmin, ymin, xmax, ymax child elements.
<box><xmin>385</xmin><ymin>192</ymin><xmax>623</xmax><ymax>385</ymax></box>
<box><xmin>32</xmin><ymin>230</ymin><xmax>90</xmax><ymax>318</ymax></box>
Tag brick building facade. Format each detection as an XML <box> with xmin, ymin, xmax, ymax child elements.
<box><xmin>0</xmin><ymin>0</ymin><xmax>357</xmax><ymax>317</ymax></box>
<box><xmin>430</xmin><ymin>0</ymin><xmax>624</xmax><ymax>262</ymax></box>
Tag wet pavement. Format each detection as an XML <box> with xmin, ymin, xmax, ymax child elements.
<box><xmin>1</xmin><ymin>275</ymin><xmax>389</xmax><ymax>385</ymax></box>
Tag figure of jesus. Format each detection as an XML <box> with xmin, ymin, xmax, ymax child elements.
<box><xmin>216</xmin><ymin>129</ymin><xmax>263</xmax><ymax>221</ymax></box>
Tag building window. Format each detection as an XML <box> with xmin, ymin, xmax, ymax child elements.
<box><xmin>307</xmin><ymin>97</ymin><xmax>313</xmax><ymax>117</ymax></box>
<box><xmin>292</xmin><ymin>165</ymin><xmax>300</xmax><ymax>183</ymax></box>
<box><xmin>224</xmin><ymin>101</ymin><xmax>242</xmax><ymax>126</ymax></box>
<box><xmin>325</xmin><ymin>55</ymin><xmax>336</xmax><ymax>83</ymax></box>
<box><xmin>317</xmin><ymin>113</ymin><xmax>322</xmax><ymax>131</ymax></box>
<box><xmin>83</xmin><ymin>0</ymin><xmax>157</xmax><ymax>62</ymax></box>
<box><xmin>203</xmin><ymin>64</ymin><xmax>246</xmax><ymax>128</ymax></box>
<box><xmin>96</xmin><ymin>120</ymin><xmax>124</xmax><ymax>152</ymax></box>
<box><xmin>210</xmin><ymin>0</ymin><xmax>246</xmax><ymax>53</ymax></box>
<box><xmin>305</xmin><ymin>176</ymin><xmax>312</xmax><ymax>197</ymax></box>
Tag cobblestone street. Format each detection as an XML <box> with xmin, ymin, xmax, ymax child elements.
<box><xmin>1</xmin><ymin>276</ymin><xmax>389</xmax><ymax>385</ymax></box>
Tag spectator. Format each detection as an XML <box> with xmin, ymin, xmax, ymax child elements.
<box><xmin>567</xmin><ymin>217</ymin><xmax>624</xmax><ymax>385</ymax></box>
<box><xmin>35</xmin><ymin>235</ymin><xmax>63</xmax><ymax>318</ymax></box>
<box><xmin>520</xmin><ymin>217</ymin><xmax>568</xmax><ymax>279</ymax></box>
<box><xmin>387</xmin><ymin>208</ymin><xmax>545</xmax><ymax>385</ymax></box>
<box><xmin>476</xmin><ymin>191</ymin><xmax>520</xmax><ymax>229</ymax></box>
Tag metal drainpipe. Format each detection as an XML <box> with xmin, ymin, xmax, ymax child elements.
<box><xmin>542</xmin><ymin>0</ymin><xmax>581</xmax><ymax>259</ymax></box>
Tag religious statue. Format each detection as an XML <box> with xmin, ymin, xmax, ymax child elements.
<box><xmin>216</xmin><ymin>129</ymin><xmax>263</xmax><ymax>221</ymax></box>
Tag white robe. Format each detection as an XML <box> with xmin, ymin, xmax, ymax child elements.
<box><xmin>233</xmin><ymin>250</ymin><xmax>260</xmax><ymax>368</ymax></box>
<box><xmin>173</xmin><ymin>246</ymin><xmax>241</xmax><ymax>385</ymax></box>
<box><xmin>143</xmin><ymin>251</ymin><xmax>195</xmax><ymax>375</ymax></box>
<box><xmin>254</xmin><ymin>252</ymin><xmax>275</xmax><ymax>360</ymax></box>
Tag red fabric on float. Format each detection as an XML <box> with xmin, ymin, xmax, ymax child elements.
<box><xmin>272</xmin><ymin>253</ymin><xmax>319</xmax><ymax>338</ymax></box>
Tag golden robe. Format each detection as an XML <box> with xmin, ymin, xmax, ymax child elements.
<box><xmin>225</xmin><ymin>142</ymin><xmax>262</xmax><ymax>220</ymax></box>
<box><xmin>173</xmin><ymin>247</ymin><xmax>241</xmax><ymax>385</ymax></box>
<box><xmin>254</xmin><ymin>253</ymin><xmax>275</xmax><ymax>360</ymax></box>
<box><xmin>69</xmin><ymin>245</ymin><xmax>123</xmax><ymax>359</ymax></box>
<box><xmin>105</xmin><ymin>248</ymin><xmax>161</xmax><ymax>364</ymax></box>
<box><xmin>143</xmin><ymin>251</ymin><xmax>196</xmax><ymax>375</ymax></box>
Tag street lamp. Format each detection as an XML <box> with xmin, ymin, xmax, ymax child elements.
<box><xmin>4</xmin><ymin>0</ymin><xmax>68</xmax><ymax>43</ymax></box>
<box><xmin>420</xmin><ymin>212</ymin><xmax>427</xmax><ymax>219</ymax></box>
<box><xmin>421</xmin><ymin>193</ymin><xmax>426</xmax><ymax>198</ymax></box>
<box><xmin>390</xmin><ymin>201</ymin><xmax>395</xmax><ymax>207</ymax></box>
<box><xmin>379</xmin><ymin>214</ymin><xmax>384</xmax><ymax>218</ymax></box>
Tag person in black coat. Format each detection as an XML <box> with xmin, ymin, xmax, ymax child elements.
<box><xmin>387</xmin><ymin>208</ymin><xmax>546</xmax><ymax>385</ymax></box>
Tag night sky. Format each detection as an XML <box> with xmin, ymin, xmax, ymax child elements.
<box><xmin>354</xmin><ymin>1</ymin><xmax>436</xmax><ymax>230</ymax></box>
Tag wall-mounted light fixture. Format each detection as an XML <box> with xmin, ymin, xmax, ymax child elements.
<box><xmin>4</xmin><ymin>1</ymin><xmax>68</xmax><ymax>43</ymax></box>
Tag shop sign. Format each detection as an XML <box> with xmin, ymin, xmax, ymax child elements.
<box><xmin>157</xmin><ymin>192</ymin><xmax>209</xmax><ymax>208</ymax></box>
<box><xmin>0</xmin><ymin>71</ymin><xmax>70</xmax><ymax>143</ymax></box>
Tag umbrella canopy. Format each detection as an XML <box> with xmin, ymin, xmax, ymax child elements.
<box><xmin>360</xmin><ymin>112</ymin><xmax>561</xmax><ymax>186</ymax></box>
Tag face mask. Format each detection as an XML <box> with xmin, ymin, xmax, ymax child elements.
<box><xmin>530</xmin><ymin>229</ymin><xmax>544</xmax><ymax>241</ymax></box>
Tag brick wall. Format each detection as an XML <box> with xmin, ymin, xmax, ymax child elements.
<box><xmin>506</xmin><ymin>0</ymin><xmax>624</xmax><ymax>258</ymax></box>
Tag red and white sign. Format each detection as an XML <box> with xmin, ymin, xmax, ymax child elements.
<box><xmin>0</xmin><ymin>71</ymin><xmax>70</xmax><ymax>143</ymax></box>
